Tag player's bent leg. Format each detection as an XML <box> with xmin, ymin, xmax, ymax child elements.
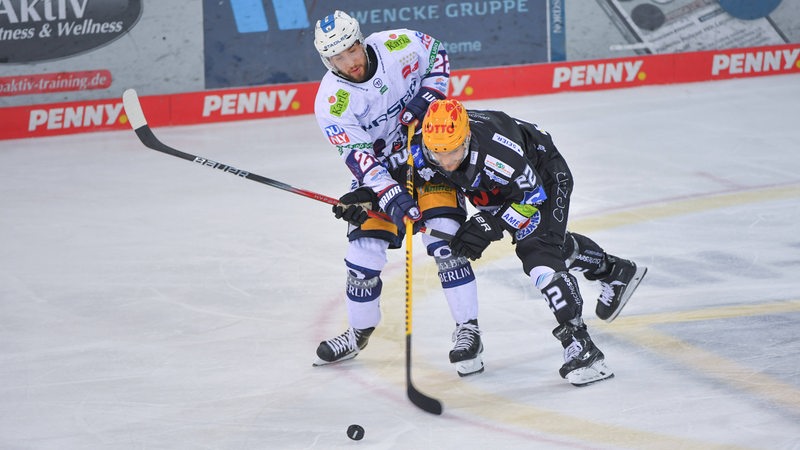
<box><xmin>586</xmin><ymin>255</ymin><xmax>648</xmax><ymax>323</ymax></box>
<box><xmin>566</xmin><ymin>232</ymin><xmax>648</xmax><ymax>322</ymax></box>
<box><xmin>314</xmin><ymin>238</ymin><xmax>388</xmax><ymax>367</ymax></box>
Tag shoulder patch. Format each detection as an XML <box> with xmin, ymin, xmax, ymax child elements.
<box><xmin>384</xmin><ymin>33</ymin><xmax>412</xmax><ymax>52</ymax></box>
<box><xmin>492</xmin><ymin>133</ymin><xmax>523</xmax><ymax>157</ymax></box>
<box><xmin>324</xmin><ymin>125</ymin><xmax>350</xmax><ymax>145</ymax></box>
<box><xmin>329</xmin><ymin>89</ymin><xmax>350</xmax><ymax>117</ymax></box>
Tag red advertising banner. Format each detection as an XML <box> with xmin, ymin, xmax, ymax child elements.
<box><xmin>1</xmin><ymin>44</ymin><xmax>798</xmax><ymax>140</ymax></box>
<box><xmin>0</xmin><ymin>70</ymin><xmax>113</xmax><ymax>97</ymax></box>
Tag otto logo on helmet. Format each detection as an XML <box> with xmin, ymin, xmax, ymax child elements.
<box><xmin>421</xmin><ymin>99</ymin><xmax>471</xmax><ymax>172</ymax></box>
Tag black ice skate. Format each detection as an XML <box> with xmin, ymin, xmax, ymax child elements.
<box><xmin>592</xmin><ymin>255</ymin><xmax>647</xmax><ymax>322</ymax></box>
<box><xmin>449</xmin><ymin>319</ymin><xmax>484</xmax><ymax>377</ymax></box>
<box><xmin>313</xmin><ymin>327</ymin><xmax>374</xmax><ymax>367</ymax></box>
<box><xmin>552</xmin><ymin>321</ymin><xmax>613</xmax><ymax>386</ymax></box>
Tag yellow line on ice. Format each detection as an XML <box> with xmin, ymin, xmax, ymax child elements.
<box><xmin>372</xmin><ymin>183</ymin><xmax>800</xmax><ymax>448</ymax></box>
<box><xmin>595</xmin><ymin>299</ymin><xmax>800</xmax><ymax>416</ymax></box>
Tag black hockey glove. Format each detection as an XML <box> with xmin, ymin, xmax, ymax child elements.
<box><xmin>377</xmin><ymin>184</ymin><xmax>421</xmax><ymax>232</ymax></box>
<box><xmin>332</xmin><ymin>187</ymin><xmax>379</xmax><ymax>226</ymax></box>
<box><xmin>399</xmin><ymin>87</ymin><xmax>445</xmax><ymax>126</ymax></box>
<box><xmin>450</xmin><ymin>212</ymin><xmax>504</xmax><ymax>260</ymax></box>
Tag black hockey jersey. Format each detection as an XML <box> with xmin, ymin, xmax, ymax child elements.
<box><xmin>445</xmin><ymin>109</ymin><xmax>559</xmax><ymax>210</ymax></box>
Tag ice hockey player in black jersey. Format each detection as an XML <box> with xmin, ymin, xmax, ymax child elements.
<box><xmin>419</xmin><ymin>99</ymin><xmax>647</xmax><ymax>386</ymax></box>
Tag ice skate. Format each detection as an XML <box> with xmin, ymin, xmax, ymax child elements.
<box><xmin>313</xmin><ymin>327</ymin><xmax>374</xmax><ymax>366</ymax></box>
<box><xmin>449</xmin><ymin>319</ymin><xmax>484</xmax><ymax>377</ymax></box>
<box><xmin>594</xmin><ymin>256</ymin><xmax>647</xmax><ymax>322</ymax></box>
<box><xmin>553</xmin><ymin>321</ymin><xmax>613</xmax><ymax>386</ymax></box>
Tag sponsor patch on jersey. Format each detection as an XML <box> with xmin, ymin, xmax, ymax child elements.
<box><xmin>484</xmin><ymin>169</ymin><xmax>509</xmax><ymax>186</ymax></box>
<box><xmin>484</xmin><ymin>155</ymin><xmax>514</xmax><ymax>178</ymax></box>
<box><xmin>417</xmin><ymin>31</ymin><xmax>433</xmax><ymax>49</ymax></box>
<box><xmin>329</xmin><ymin>89</ymin><xmax>350</xmax><ymax>117</ymax></box>
<box><xmin>384</xmin><ymin>34</ymin><xmax>412</xmax><ymax>52</ymax></box>
<box><xmin>522</xmin><ymin>185</ymin><xmax>547</xmax><ymax>204</ymax></box>
<box><xmin>492</xmin><ymin>133</ymin><xmax>523</xmax><ymax>156</ymax></box>
<box><xmin>431</xmin><ymin>77</ymin><xmax>448</xmax><ymax>94</ymax></box>
<box><xmin>324</xmin><ymin>125</ymin><xmax>350</xmax><ymax>145</ymax></box>
<box><xmin>515</xmin><ymin>210</ymin><xmax>542</xmax><ymax>241</ymax></box>
<box><xmin>470</xmin><ymin>172</ymin><xmax>482</xmax><ymax>189</ymax></box>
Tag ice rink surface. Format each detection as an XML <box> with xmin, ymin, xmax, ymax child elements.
<box><xmin>2</xmin><ymin>74</ymin><xmax>799</xmax><ymax>449</ymax></box>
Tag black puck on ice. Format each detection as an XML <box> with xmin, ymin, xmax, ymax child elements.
<box><xmin>347</xmin><ymin>424</ymin><xmax>365</xmax><ymax>441</ymax></box>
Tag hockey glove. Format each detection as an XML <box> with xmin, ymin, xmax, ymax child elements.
<box><xmin>332</xmin><ymin>187</ymin><xmax>379</xmax><ymax>226</ymax></box>
<box><xmin>377</xmin><ymin>184</ymin><xmax>421</xmax><ymax>231</ymax></box>
<box><xmin>399</xmin><ymin>87</ymin><xmax>445</xmax><ymax>126</ymax></box>
<box><xmin>450</xmin><ymin>212</ymin><xmax>504</xmax><ymax>260</ymax></box>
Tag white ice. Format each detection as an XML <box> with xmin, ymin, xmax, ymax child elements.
<box><xmin>1</xmin><ymin>75</ymin><xmax>799</xmax><ymax>449</ymax></box>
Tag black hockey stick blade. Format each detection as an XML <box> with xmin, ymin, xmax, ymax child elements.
<box><xmin>407</xmin><ymin>336</ymin><xmax>443</xmax><ymax>415</ymax></box>
<box><xmin>121</xmin><ymin>89</ymin><xmax>454</xmax><ymax>242</ymax></box>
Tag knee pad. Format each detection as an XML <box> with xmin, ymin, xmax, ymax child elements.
<box><xmin>427</xmin><ymin>240</ymin><xmax>475</xmax><ymax>288</ymax></box>
<box><xmin>344</xmin><ymin>238</ymin><xmax>388</xmax><ymax>303</ymax></box>
<box><xmin>345</xmin><ymin>260</ymin><xmax>382</xmax><ymax>303</ymax></box>
<box><xmin>540</xmin><ymin>271</ymin><xmax>584</xmax><ymax>324</ymax></box>
<box><xmin>516</xmin><ymin>235</ymin><xmax>567</xmax><ymax>275</ymax></box>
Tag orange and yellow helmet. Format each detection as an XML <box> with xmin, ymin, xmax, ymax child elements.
<box><xmin>421</xmin><ymin>99</ymin><xmax>470</xmax><ymax>171</ymax></box>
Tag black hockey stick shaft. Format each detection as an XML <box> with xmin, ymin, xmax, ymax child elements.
<box><xmin>121</xmin><ymin>89</ymin><xmax>453</xmax><ymax>241</ymax></box>
<box><xmin>403</xmin><ymin>123</ymin><xmax>444</xmax><ymax>416</ymax></box>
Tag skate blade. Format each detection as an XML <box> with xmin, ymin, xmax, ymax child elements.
<box><xmin>566</xmin><ymin>359</ymin><xmax>614</xmax><ymax>386</ymax></box>
<box><xmin>454</xmin><ymin>355</ymin><xmax>485</xmax><ymax>377</ymax></box>
<box><xmin>603</xmin><ymin>265</ymin><xmax>648</xmax><ymax>323</ymax></box>
<box><xmin>312</xmin><ymin>350</ymin><xmax>359</xmax><ymax>367</ymax></box>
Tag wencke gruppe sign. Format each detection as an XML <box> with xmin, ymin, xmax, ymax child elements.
<box><xmin>203</xmin><ymin>0</ymin><xmax>548</xmax><ymax>88</ymax></box>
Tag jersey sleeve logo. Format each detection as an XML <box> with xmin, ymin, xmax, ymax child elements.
<box><xmin>416</xmin><ymin>31</ymin><xmax>433</xmax><ymax>49</ymax></box>
<box><xmin>324</xmin><ymin>125</ymin><xmax>350</xmax><ymax>145</ymax></box>
<box><xmin>329</xmin><ymin>89</ymin><xmax>350</xmax><ymax>117</ymax></box>
<box><xmin>384</xmin><ymin>34</ymin><xmax>412</xmax><ymax>52</ymax></box>
<box><xmin>492</xmin><ymin>133</ymin><xmax>524</xmax><ymax>156</ymax></box>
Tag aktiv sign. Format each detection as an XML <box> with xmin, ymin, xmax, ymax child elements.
<box><xmin>0</xmin><ymin>0</ymin><xmax>142</xmax><ymax>63</ymax></box>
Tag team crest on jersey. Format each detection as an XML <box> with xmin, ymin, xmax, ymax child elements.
<box><xmin>384</xmin><ymin>34</ymin><xmax>411</xmax><ymax>52</ymax></box>
<box><xmin>324</xmin><ymin>125</ymin><xmax>350</xmax><ymax>145</ymax></box>
<box><xmin>402</xmin><ymin>61</ymin><xmax>420</xmax><ymax>79</ymax></box>
<box><xmin>329</xmin><ymin>89</ymin><xmax>350</xmax><ymax>117</ymax></box>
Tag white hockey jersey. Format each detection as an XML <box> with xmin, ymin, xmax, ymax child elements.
<box><xmin>314</xmin><ymin>29</ymin><xmax>449</xmax><ymax>192</ymax></box>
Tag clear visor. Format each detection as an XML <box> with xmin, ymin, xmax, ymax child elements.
<box><xmin>422</xmin><ymin>134</ymin><xmax>470</xmax><ymax>172</ymax></box>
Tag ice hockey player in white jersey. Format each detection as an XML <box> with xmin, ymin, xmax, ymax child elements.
<box><xmin>312</xmin><ymin>11</ymin><xmax>484</xmax><ymax>377</ymax></box>
<box><xmin>419</xmin><ymin>99</ymin><xmax>648</xmax><ymax>386</ymax></box>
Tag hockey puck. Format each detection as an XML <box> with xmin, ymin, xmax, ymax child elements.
<box><xmin>347</xmin><ymin>424</ymin><xmax>365</xmax><ymax>441</ymax></box>
<box><xmin>631</xmin><ymin>4</ymin><xmax>666</xmax><ymax>31</ymax></box>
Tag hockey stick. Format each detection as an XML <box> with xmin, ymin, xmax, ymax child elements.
<box><xmin>121</xmin><ymin>89</ymin><xmax>452</xmax><ymax>241</ymax></box>
<box><xmin>404</xmin><ymin>123</ymin><xmax>444</xmax><ymax>416</ymax></box>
